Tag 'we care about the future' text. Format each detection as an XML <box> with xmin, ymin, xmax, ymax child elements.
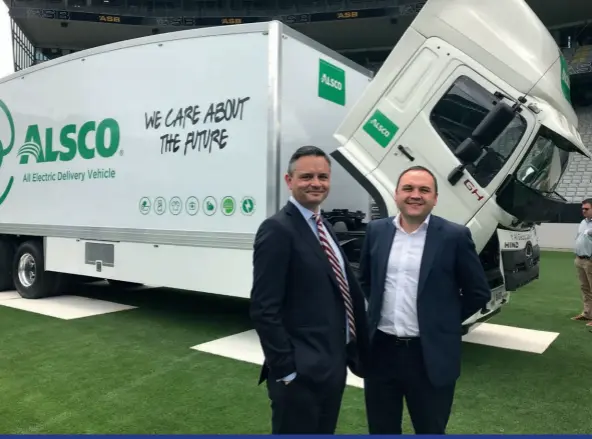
<box><xmin>144</xmin><ymin>96</ymin><xmax>251</xmax><ymax>156</ymax></box>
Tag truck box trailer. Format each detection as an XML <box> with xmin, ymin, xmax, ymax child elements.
<box><xmin>0</xmin><ymin>20</ymin><xmax>375</xmax><ymax>300</ymax></box>
<box><xmin>0</xmin><ymin>0</ymin><xmax>588</xmax><ymax>330</ymax></box>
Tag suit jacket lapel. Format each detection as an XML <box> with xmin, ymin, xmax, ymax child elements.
<box><xmin>285</xmin><ymin>203</ymin><xmax>341</xmax><ymax>291</ymax></box>
<box><xmin>378</xmin><ymin>219</ymin><xmax>396</xmax><ymax>290</ymax></box>
<box><xmin>417</xmin><ymin>217</ymin><xmax>443</xmax><ymax>296</ymax></box>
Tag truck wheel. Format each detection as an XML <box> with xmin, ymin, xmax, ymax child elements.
<box><xmin>0</xmin><ymin>238</ymin><xmax>15</xmax><ymax>291</ymax></box>
<box><xmin>13</xmin><ymin>240</ymin><xmax>60</xmax><ymax>299</ymax></box>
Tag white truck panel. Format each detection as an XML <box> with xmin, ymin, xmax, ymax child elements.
<box><xmin>0</xmin><ymin>30</ymin><xmax>270</xmax><ymax>239</ymax></box>
<box><xmin>277</xmin><ymin>33</ymin><xmax>372</xmax><ymax>216</ymax></box>
<box><xmin>45</xmin><ymin>237</ymin><xmax>254</xmax><ymax>297</ymax></box>
<box><xmin>411</xmin><ymin>0</ymin><xmax>577</xmax><ymax>129</ymax></box>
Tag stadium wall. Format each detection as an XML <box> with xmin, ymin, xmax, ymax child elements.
<box><xmin>536</xmin><ymin>223</ymin><xmax>576</xmax><ymax>251</ymax></box>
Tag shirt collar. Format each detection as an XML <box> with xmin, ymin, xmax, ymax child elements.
<box><xmin>393</xmin><ymin>213</ymin><xmax>430</xmax><ymax>233</ymax></box>
<box><xmin>289</xmin><ymin>196</ymin><xmax>319</xmax><ymax>221</ymax></box>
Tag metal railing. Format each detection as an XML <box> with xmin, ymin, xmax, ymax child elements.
<box><xmin>10</xmin><ymin>18</ymin><xmax>49</xmax><ymax>72</ymax></box>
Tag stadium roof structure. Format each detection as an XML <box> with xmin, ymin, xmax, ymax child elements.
<box><xmin>3</xmin><ymin>0</ymin><xmax>592</xmax><ymax>55</ymax></box>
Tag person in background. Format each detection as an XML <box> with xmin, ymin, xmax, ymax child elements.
<box><xmin>249</xmin><ymin>145</ymin><xmax>369</xmax><ymax>435</ymax></box>
<box><xmin>572</xmin><ymin>198</ymin><xmax>592</xmax><ymax>327</ymax></box>
<box><xmin>358</xmin><ymin>165</ymin><xmax>491</xmax><ymax>435</ymax></box>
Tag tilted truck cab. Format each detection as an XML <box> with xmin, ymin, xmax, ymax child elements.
<box><xmin>330</xmin><ymin>0</ymin><xmax>591</xmax><ymax>325</ymax></box>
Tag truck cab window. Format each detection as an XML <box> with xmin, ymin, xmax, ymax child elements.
<box><xmin>515</xmin><ymin>126</ymin><xmax>571</xmax><ymax>194</ymax></box>
<box><xmin>430</xmin><ymin>75</ymin><xmax>527</xmax><ymax>187</ymax></box>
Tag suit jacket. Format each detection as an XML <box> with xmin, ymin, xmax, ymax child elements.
<box><xmin>249</xmin><ymin>200</ymin><xmax>370</xmax><ymax>385</ymax></box>
<box><xmin>358</xmin><ymin>214</ymin><xmax>490</xmax><ymax>387</ymax></box>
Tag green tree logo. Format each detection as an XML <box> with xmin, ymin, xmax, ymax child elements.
<box><xmin>0</xmin><ymin>100</ymin><xmax>15</xmax><ymax>207</ymax></box>
<box><xmin>17</xmin><ymin>141</ymin><xmax>43</xmax><ymax>163</ymax></box>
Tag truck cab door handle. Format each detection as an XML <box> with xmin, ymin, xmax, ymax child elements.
<box><xmin>398</xmin><ymin>145</ymin><xmax>415</xmax><ymax>162</ymax></box>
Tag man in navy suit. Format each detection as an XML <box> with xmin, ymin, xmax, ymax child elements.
<box><xmin>250</xmin><ymin>145</ymin><xmax>369</xmax><ymax>435</ymax></box>
<box><xmin>358</xmin><ymin>165</ymin><xmax>491</xmax><ymax>435</ymax></box>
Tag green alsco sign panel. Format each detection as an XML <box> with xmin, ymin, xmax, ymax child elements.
<box><xmin>318</xmin><ymin>59</ymin><xmax>345</xmax><ymax>106</ymax></box>
<box><xmin>560</xmin><ymin>54</ymin><xmax>572</xmax><ymax>104</ymax></box>
<box><xmin>363</xmin><ymin>110</ymin><xmax>399</xmax><ymax>148</ymax></box>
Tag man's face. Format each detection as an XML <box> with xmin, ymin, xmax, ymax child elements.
<box><xmin>395</xmin><ymin>169</ymin><xmax>438</xmax><ymax>222</ymax></box>
<box><xmin>285</xmin><ymin>155</ymin><xmax>331</xmax><ymax>211</ymax></box>
<box><xmin>583</xmin><ymin>203</ymin><xmax>592</xmax><ymax>219</ymax></box>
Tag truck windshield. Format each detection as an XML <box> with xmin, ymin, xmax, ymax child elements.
<box><xmin>515</xmin><ymin>126</ymin><xmax>571</xmax><ymax>195</ymax></box>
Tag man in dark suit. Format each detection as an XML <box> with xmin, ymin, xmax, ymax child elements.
<box><xmin>249</xmin><ymin>145</ymin><xmax>370</xmax><ymax>435</ymax></box>
<box><xmin>359</xmin><ymin>165</ymin><xmax>491</xmax><ymax>435</ymax></box>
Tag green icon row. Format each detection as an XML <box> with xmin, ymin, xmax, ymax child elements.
<box><xmin>138</xmin><ymin>196</ymin><xmax>256</xmax><ymax>216</ymax></box>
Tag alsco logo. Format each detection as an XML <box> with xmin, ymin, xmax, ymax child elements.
<box><xmin>561</xmin><ymin>67</ymin><xmax>570</xmax><ymax>87</ymax></box>
<box><xmin>368</xmin><ymin>118</ymin><xmax>391</xmax><ymax>138</ymax></box>
<box><xmin>318</xmin><ymin>59</ymin><xmax>346</xmax><ymax>106</ymax></box>
<box><xmin>17</xmin><ymin>118</ymin><xmax>120</xmax><ymax>164</ymax></box>
<box><xmin>560</xmin><ymin>55</ymin><xmax>572</xmax><ymax>104</ymax></box>
<box><xmin>0</xmin><ymin>98</ymin><xmax>121</xmax><ymax>207</ymax></box>
<box><xmin>320</xmin><ymin>73</ymin><xmax>343</xmax><ymax>91</ymax></box>
<box><xmin>0</xmin><ymin>100</ymin><xmax>15</xmax><ymax>207</ymax></box>
<box><xmin>362</xmin><ymin>109</ymin><xmax>399</xmax><ymax>148</ymax></box>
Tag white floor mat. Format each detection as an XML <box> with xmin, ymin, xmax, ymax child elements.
<box><xmin>462</xmin><ymin>322</ymin><xmax>559</xmax><ymax>354</ymax></box>
<box><xmin>191</xmin><ymin>330</ymin><xmax>365</xmax><ymax>389</ymax></box>
<box><xmin>192</xmin><ymin>323</ymin><xmax>560</xmax><ymax>387</ymax></box>
<box><xmin>0</xmin><ymin>291</ymin><xmax>22</xmax><ymax>301</ymax></box>
<box><xmin>0</xmin><ymin>292</ymin><xmax>137</xmax><ymax>320</ymax></box>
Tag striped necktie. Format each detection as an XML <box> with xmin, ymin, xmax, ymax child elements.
<box><xmin>313</xmin><ymin>213</ymin><xmax>357</xmax><ymax>340</ymax></box>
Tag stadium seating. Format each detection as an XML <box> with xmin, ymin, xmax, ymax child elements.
<box><xmin>556</xmin><ymin>107</ymin><xmax>592</xmax><ymax>203</ymax></box>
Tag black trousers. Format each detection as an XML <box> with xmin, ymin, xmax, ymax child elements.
<box><xmin>364</xmin><ymin>330</ymin><xmax>456</xmax><ymax>435</ymax></box>
<box><xmin>266</xmin><ymin>369</ymin><xmax>347</xmax><ymax>434</ymax></box>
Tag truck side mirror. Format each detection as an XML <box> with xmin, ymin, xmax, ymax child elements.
<box><xmin>455</xmin><ymin>138</ymin><xmax>482</xmax><ymax>163</ymax></box>
<box><xmin>448</xmin><ymin>102</ymin><xmax>517</xmax><ymax>186</ymax></box>
<box><xmin>454</xmin><ymin>102</ymin><xmax>516</xmax><ymax>164</ymax></box>
<box><xmin>472</xmin><ymin>102</ymin><xmax>516</xmax><ymax>146</ymax></box>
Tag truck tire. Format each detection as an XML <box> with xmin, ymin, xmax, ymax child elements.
<box><xmin>0</xmin><ymin>238</ymin><xmax>15</xmax><ymax>291</ymax></box>
<box><xmin>12</xmin><ymin>240</ymin><xmax>61</xmax><ymax>299</ymax></box>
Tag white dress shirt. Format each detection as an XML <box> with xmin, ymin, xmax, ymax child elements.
<box><xmin>378</xmin><ymin>213</ymin><xmax>430</xmax><ymax>337</ymax></box>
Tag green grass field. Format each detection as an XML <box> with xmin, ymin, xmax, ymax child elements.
<box><xmin>0</xmin><ymin>251</ymin><xmax>591</xmax><ymax>434</ymax></box>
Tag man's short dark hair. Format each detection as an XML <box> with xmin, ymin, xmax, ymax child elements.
<box><xmin>582</xmin><ymin>198</ymin><xmax>592</xmax><ymax>206</ymax></box>
<box><xmin>397</xmin><ymin>165</ymin><xmax>438</xmax><ymax>194</ymax></box>
<box><xmin>287</xmin><ymin>145</ymin><xmax>331</xmax><ymax>175</ymax></box>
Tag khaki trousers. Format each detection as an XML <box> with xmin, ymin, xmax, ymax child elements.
<box><xmin>574</xmin><ymin>257</ymin><xmax>592</xmax><ymax>318</ymax></box>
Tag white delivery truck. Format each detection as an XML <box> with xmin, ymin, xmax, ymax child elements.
<box><xmin>0</xmin><ymin>0</ymin><xmax>587</xmax><ymax>329</ymax></box>
<box><xmin>331</xmin><ymin>0</ymin><xmax>590</xmax><ymax>327</ymax></box>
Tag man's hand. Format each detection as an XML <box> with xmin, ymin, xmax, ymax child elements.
<box><xmin>280</xmin><ymin>372</ymin><xmax>297</xmax><ymax>385</ymax></box>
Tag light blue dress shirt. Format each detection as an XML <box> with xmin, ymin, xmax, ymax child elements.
<box><xmin>575</xmin><ymin>218</ymin><xmax>592</xmax><ymax>257</ymax></box>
